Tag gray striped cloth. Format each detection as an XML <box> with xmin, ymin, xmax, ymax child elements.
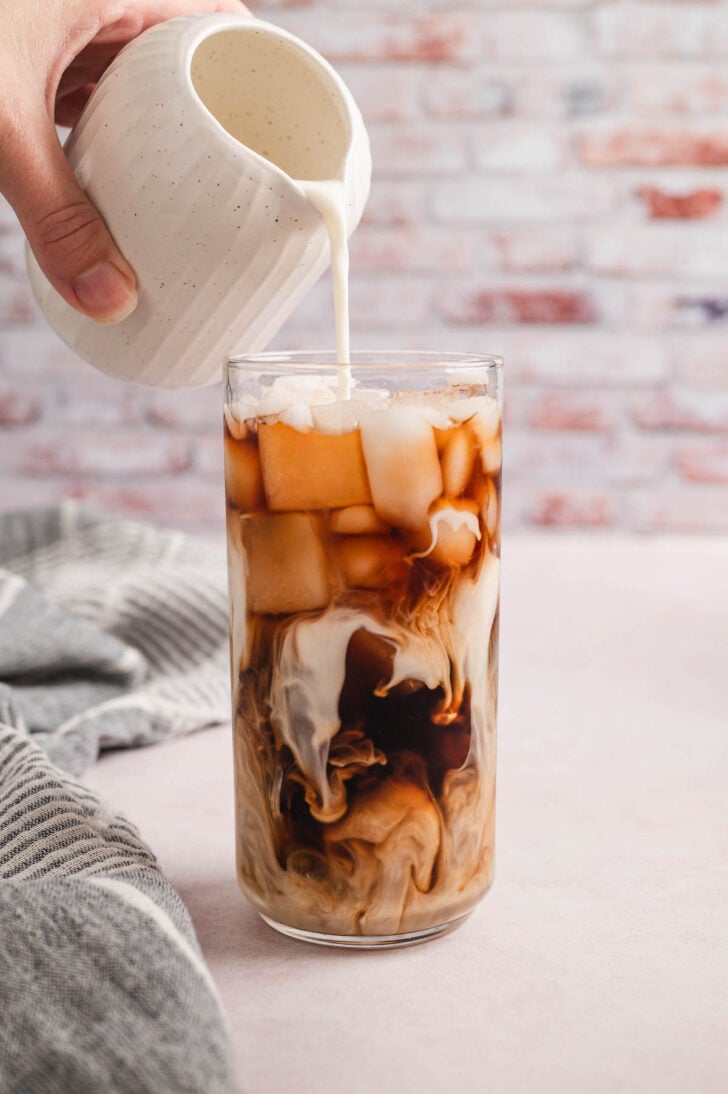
<box><xmin>0</xmin><ymin>506</ymin><xmax>239</xmax><ymax>1093</ymax></box>
<box><xmin>0</xmin><ymin>505</ymin><xmax>230</xmax><ymax>775</ymax></box>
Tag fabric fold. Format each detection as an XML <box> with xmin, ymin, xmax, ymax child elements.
<box><xmin>0</xmin><ymin>506</ymin><xmax>240</xmax><ymax>1093</ymax></box>
<box><xmin>0</xmin><ymin>724</ymin><xmax>239</xmax><ymax>1094</ymax></box>
<box><xmin>0</xmin><ymin>505</ymin><xmax>230</xmax><ymax>775</ymax></box>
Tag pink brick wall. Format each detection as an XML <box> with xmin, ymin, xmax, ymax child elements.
<box><xmin>2</xmin><ymin>0</ymin><xmax>728</xmax><ymax>536</ymax></box>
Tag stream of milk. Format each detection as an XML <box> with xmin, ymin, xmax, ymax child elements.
<box><xmin>298</xmin><ymin>179</ymin><xmax>353</xmax><ymax>401</ymax></box>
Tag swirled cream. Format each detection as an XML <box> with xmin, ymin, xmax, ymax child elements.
<box><xmin>225</xmin><ymin>380</ymin><xmax>502</xmax><ymax>938</ymax></box>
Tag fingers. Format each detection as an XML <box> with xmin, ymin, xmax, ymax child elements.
<box><xmin>55</xmin><ymin>86</ymin><xmax>95</xmax><ymax>128</ymax></box>
<box><xmin>90</xmin><ymin>0</ymin><xmax>252</xmax><ymax>43</ymax></box>
<box><xmin>59</xmin><ymin>3</ymin><xmax>253</xmax><ymax>102</ymax></box>
<box><xmin>1</xmin><ymin>109</ymin><xmax>137</xmax><ymax>324</ymax></box>
<box><xmin>57</xmin><ymin>43</ymin><xmax>125</xmax><ymax>98</ymax></box>
<box><xmin>55</xmin><ymin>3</ymin><xmax>254</xmax><ymax>125</ymax></box>
<box><xmin>1</xmin><ymin>0</ymin><xmax>255</xmax><ymax>325</ymax></box>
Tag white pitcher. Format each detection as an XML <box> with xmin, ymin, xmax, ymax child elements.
<box><xmin>26</xmin><ymin>13</ymin><xmax>371</xmax><ymax>389</ymax></box>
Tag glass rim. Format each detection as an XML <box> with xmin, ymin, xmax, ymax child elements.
<box><xmin>225</xmin><ymin>350</ymin><xmax>503</xmax><ymax>375</ymax></box>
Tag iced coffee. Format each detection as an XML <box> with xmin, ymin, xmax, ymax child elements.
<box><xmin>225</xmin><ymin>354</ymin><xmax>502</xmax><ymax>946</ymax></box>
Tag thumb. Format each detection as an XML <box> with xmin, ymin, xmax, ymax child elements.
<box><xmin>3</xmin><ymin>110</ymin><xmax>137</xmax><ymax>325</ymax></box>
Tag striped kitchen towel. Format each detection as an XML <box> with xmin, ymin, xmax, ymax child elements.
<box><xmin>0</xmin><ymin>506</ymin><xmax>239</xmax><ymax>1092</ymax></box>
<box><xmin>0</xmin><ymin>504</ymin><xmax>230</xmax><ymax>775</ymax></box>
<box><xmin>0</xmin><ymin>723</ymin><xmax>239</xmax><ymax>1093</ymax></box>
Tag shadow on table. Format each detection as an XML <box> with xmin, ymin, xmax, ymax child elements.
<box><xmin>175</xmin><ymin>876</ymin><xmax>434</xmax><ymax>964</ymax></box>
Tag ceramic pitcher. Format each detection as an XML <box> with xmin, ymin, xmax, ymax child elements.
<box><xmin>26</xmin><ymin>13</ymin><xmax>372</xmax><ymax>389</ymax></box>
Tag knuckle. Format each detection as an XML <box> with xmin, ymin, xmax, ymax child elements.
<box><xmin>35</xmin><ymin>201</ymin><xmax>103</xmax><ymax>256</ymax></box>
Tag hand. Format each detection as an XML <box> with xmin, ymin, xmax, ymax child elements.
<box><xmin>0</xmin><ymin>0</ymin><xmax>251</xmax><ymax>324</ymax></box>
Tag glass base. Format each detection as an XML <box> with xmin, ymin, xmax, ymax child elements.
<box><xmin>259</xmin><ymin>911</ymin><xmax>472</xmax><ymax>950</ymax></box>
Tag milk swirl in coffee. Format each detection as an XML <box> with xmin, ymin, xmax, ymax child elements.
<box><xmin>225</xmin><ymin>362</ymin><xmax>502</xmax><ymax>939</ymax></box>
<box><xmin>225</xmin><ymin>84</ymin><xmax>501</xmax><ymax>943</ymax></box>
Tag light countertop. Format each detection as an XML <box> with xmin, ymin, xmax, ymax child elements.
<box><xmin>84</xmin><ymin>536</ymin><xmax>728</xmax><ymax>1094</ymax></box>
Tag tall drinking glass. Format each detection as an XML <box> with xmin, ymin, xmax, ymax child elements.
<box><xmin>224</xmin><ymin>352</ymin><xmax>502</xmax><ymax>948</ymax></box>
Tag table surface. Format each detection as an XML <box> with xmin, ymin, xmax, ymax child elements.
<box><xmin>84</xmin><ymin>535</ymin><xmax>728</xmax><ymax>1094</ymax></box>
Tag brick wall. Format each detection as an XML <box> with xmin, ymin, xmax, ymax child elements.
<box><xmin>2</xmin><ymin>0</ymin><xmax>728</xmax><ymax>537</ymax></box>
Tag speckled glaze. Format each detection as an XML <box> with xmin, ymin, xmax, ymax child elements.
<box><xmin>26</xmin><ymin>14</ymin><xmax>372</xmax><ymax>388</ymax></box>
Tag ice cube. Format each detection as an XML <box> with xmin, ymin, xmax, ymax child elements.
<box><xmin>441</xmin><ymin>426</ymin><xmax>477</xmax><ymax>498</ymax></box>
<box><xmin>279</xmin><ymin>402</ymin><xmax>315</xmax><ymax>432</ymax></box>
<box><xmin>443</xmin><ymin>394</ymin><xmax>493</xmax><ymax>423</ymax></box>
<box><xmin>410</xmin><ymin>500</ymin><xmax>481</xmax><ymax>569</ymax></box>
<box><xmin>393</xmin><ymin>392</ymin><xmax>453</xmax><ymax>430</ymax></box>
<box><xmin>472</xmin><ymin>476</ymin><xmax>500</xmax><ymax>543</ymax></box>
<box><xmin>312</xmin><ymin>399</ymin><xmax>370</xmax><ymax>435</ymax></box>
<box><xmin>337</xmin><ymin>536</ymin><xmax>406</xmax><ymax>589</ymax></box>
<box><xmin>360</xmin><ymin>407</ymin><xmax>443</xmax><ymax>530</ymax></box>
<box><xmin>224</xmin><ymin>402</ymin><xmax>254</xmax><ymax>440</ymax></box>
<box><xmin>433</xmin><ymin>426</ymin><xmax>455</xmax><ymax>454</ymax></box>
<box><xmin>330</xmin><ymin>505</ymin><xmax>390</xmax><ymax>536</ymax></box>
<box><xmin>241</xmin><ymin>512</ymin><xmax>332</xmax><ymax>614</ymax></box>
<box><xmin>430</xmin><ymin>515</ymin><xmax>479</xmax><ymax>568</ymax></box>
<box><xmin>409</xmin><ymin>404</ymin><xmax>453</xmax><ymax>430</ymax></box>
<box><xmin>467</xmin><ymin>398</ymin><xmax>502</xmax><ymax>476</ymax></box>
<box><xmin>257</xmin><ymin>375</ymin><xmax>337</xmax><ymax>419</ymax></box>
<box><xmin>450</xmin><ymin>551</ymin><xmax>501</xmax><ymax>711</ymax></box>
<box><xmin>486</xmin><ymin>479</ymin><xmax>500</xmax><ymax>540</ymax></box>
<box><xmin>226</xmin><ymin>508</ymin><xmax>248</xmax><ymax>673</ymax></box>
<box><xmin>352</xmin><ymin>386</ymin><xmax>390</xmax><ymax>406</ymax></box>
<box><xmin>224</xmin><ymin>435</ymin><xmax>265</xmax><ymax>512</ymax></box>
<box><xmin>481</xmin><ymin>440</ymin><xmax>502</xmax><ymax>476</ymax></box>
<box><xmin>259</xmin><ymin>423</ymin><xmax>372</xmax><ymax>512</ymax></box>
<box><xmin>447</xmin><ymin>371</ymin><xmax>493</xmax><ymax>391</ymax></box>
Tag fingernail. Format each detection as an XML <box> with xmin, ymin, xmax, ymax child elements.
<box><xmin>73</xmin><ymin>261</ymin><xmax>138</xmax><ymax>324</ymax></box>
